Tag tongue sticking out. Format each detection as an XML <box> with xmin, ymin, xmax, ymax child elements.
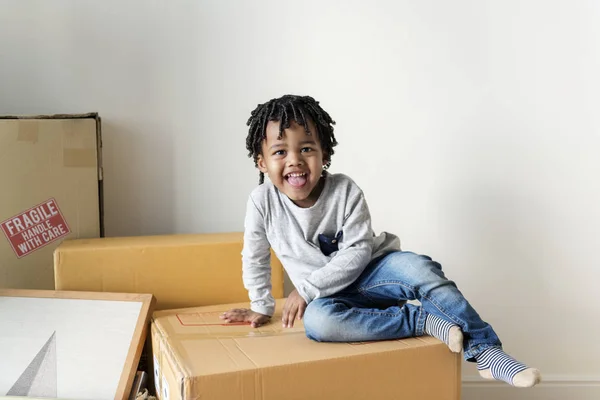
<box><xmin>287</xmin><ymin>174</ymin><xmax>307</xmax><ymax>188</ymax></box>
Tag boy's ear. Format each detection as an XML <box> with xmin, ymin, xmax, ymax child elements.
<box><xmin>257</xmin><ymin>154</ymin><xmax>268</xmax><ymax>173</ymax></box>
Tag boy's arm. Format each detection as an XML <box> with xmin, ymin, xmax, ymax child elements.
<box><xmin>241</xmin><ymin>196</ymin><xmax>276</xmax><ymax>316</ymax></box>
<box><xmin>296</xmin><ymin>191</ymin><xmax>374</xmax><ymax>303</ymax></box>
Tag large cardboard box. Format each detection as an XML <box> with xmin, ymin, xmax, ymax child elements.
<box><xmin>54</xmin><ymin>232</ymin><xmax>285</xmax><ymax>310</ymax></box>
<box><xmin>0</xmin><ymin>113</ymin><xmax>103</xmax><ymax>290</ymax></box>
<box><xmin>151</xmin><ymin>300</ymin><xmax>462</xmax><ymax>400</ymax></box>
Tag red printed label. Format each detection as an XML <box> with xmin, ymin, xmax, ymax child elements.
<box><xmin>0</xmin><ymin>198</ymin><xmax>71</xmax><ymax>258</ymax></box>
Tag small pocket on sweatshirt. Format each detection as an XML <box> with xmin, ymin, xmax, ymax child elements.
<box><xmin>318</xmin><ymin>230</ymin><xmax>343</xmax><ymax>256</ymax></box>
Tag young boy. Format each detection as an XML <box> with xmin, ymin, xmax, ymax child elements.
<box><xmin>220</xmin><ymin>94</ymin><xmax>541</xmax><ymax>388</ymax></box>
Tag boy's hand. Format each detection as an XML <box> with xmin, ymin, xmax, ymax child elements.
<box><xmin>282</xmin><ymin>289</ymin><xmax>307</xmax><ymax>328</ymax></box>
<box><xmin>219</xmin><ymin>308</ymin><xmax>271</xmax><ymax>328</ymax></box>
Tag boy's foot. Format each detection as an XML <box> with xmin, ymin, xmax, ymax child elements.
<box><xmin>476</xmin><ymin>347</ymin><xmax>541</xmax><ymax>387</ymax></box>
<box><xmin>424</xmin><ymin>314</ymin><xmax>463</xmax><ymax>353</ymax></box>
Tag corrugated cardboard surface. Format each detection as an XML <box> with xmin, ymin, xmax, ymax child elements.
<box><xmin>54</xmin><ymin>232</ymin><xmax>285</xmax><ymax>310</ymax></box>
<box><xmin>151</xmin><ymin>300</ymin><xmax>462</xmax><ymax>400</ymax></box>
<box><xmin>0</xmin><ymin>114</ymin><xmax>102</xmax><ymax>289</ymax></box>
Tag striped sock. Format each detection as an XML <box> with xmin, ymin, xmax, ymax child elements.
<box><xmin>424</xmin><ymin>314</ymin><xmax>463</xmax><ymax>353</ymax></box>
<box><xmin>476</xmin><ymin>347</ymin><xmax>541</xmax><ymax>387</ymax></box>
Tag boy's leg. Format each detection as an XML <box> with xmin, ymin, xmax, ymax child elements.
<box><xmin>302</xmin><ymin>257</ymin><xmax>462</xmax><ymax>350</ymax></box>
<box><xmin>303</xmin><ymin>292</ymin><xmax>424</xmax><ymax>343</ymax></box>
<box><xmin>349</xmin><ymin>251</ymin><xmax>540</xmax><ymax>387</ymax></box>
<box><xmin>352</xmin><ymin>251</ymin><xmax>498</xmax><ymax>359</ymax></box>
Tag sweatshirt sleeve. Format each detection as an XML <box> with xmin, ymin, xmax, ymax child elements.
<box><xmin>241</xmin><ymin>194</ymin><xmax>276</xmax><ymax>316</ymax></box>
<box><xmin>296</xmin><ymin>190</ymin><xmax>374</xmax><ymax>303</ymax></box>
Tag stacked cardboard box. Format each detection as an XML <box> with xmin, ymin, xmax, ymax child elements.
<box><xmin>53</xmin><ymin>233</ymin><xmax>461</xmax><ymax>400</ymax></box>
<box><xmin>0</xmin><ymin>113</ymin><xmax>103</xmax><ymax>290</ymax></box>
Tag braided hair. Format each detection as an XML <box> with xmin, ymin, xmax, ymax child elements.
<box><xmin>245</xmin><ymin>94</ymin><xmax>338</xmax><ymax>184</ymax></box>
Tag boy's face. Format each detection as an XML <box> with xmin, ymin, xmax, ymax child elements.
<box><xmin>257</xmin><ymin>119</ymin><xmax>328</xmax><ymax>208</ymax></box>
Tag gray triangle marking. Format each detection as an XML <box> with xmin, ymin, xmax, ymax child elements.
<box><xmin>7</xmin><ymin>331</ymin><xmax>57</xmax><ymax>397</ymax></box>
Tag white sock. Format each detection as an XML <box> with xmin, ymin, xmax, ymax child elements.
<box><xmin>476</xmin><ymin>347</ymin><xmax>541</xmax><ymax>387</ymax></box>
<box><xmin>424</xmin><ymin>314</ymin><xmax>463</xmax><ymax>353</ymax></box>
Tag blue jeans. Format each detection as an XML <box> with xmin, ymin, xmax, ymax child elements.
<box><xmin>303</xmin><ymin>251</ymin><xmax>502</xmax><ymax>361</ymax></box>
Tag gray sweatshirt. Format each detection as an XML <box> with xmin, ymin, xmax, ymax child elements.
<box><xmin>241</xmin><ymin>172</ymin><xmax>401</xmax><ymax>316</ymax></box>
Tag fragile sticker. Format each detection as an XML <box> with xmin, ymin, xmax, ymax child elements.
<box><xmin>0</xmin><ymin>198</ymin><xmax>71</xmax><ymax>258</ymax></box>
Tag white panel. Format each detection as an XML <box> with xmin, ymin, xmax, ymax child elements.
<box><xmin>0</xmin><ymin>297</ymin><xmax>142</xmax><ymax>399</ymax></box>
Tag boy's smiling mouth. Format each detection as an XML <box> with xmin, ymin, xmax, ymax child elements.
<box><xmin>285</xmin><ymin>172</ymin><xmax>308</xmax><ymax>188</ymax></box>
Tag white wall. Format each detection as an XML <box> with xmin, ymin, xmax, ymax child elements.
<box><xmin>2</xmin><ymin>1</ymin><xmax>599</xmax><ymax>398</ymax></box>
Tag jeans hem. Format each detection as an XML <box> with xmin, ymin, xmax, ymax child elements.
<box><xmin>464</xmin><ymin>343</ymin><xmax>502</xmax><ymax>362</ymax></box>
<box><xmin>415</xmin><ymin>306</ymin><xmax>427</xmax><ymax>336</ymax></box>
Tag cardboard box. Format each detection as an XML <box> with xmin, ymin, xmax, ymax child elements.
<box><xmin>54</xmin><ymin>232</ymin><xmax>285</xmax><ymax>310</ymax></box>
<box><xmin>0</xmin><ymin>113</ymin><xmax>103</xmax><ymax>290</ymax></box>
<box><xmin>151</xmin><ymin>300</ymin><xmax>462</xmax><ymax>400</ymax></box>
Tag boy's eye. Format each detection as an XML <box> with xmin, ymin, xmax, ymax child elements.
<box><xmin>301</xmin><ymin>147</ymin><xmax>313</xmax><ymax>153</ymax></box>
<box><xmin>273</xmin><ymin>150</ymin><xmax>285</xmax><ymax>156</ymax></box>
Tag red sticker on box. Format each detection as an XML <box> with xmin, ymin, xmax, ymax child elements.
<box><xmin>0</xmin><ymin>198</ymin><xmax>71</xmax><ymax>258</ymax></box>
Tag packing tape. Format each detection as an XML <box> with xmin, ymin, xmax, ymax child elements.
<box><xmin>17</xmin><ymin>121</ymin><xmax>39</xmax><ymax>143</ymax></box>
<box><xmin>63</xmin><ymin>149</ymin><xmax>97</xmax><ymax>168</ymax></box>
<box><xmin>61</xmin><ymin>119</ymin><xmax>87</xmax><ymax>139</ymax></box>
